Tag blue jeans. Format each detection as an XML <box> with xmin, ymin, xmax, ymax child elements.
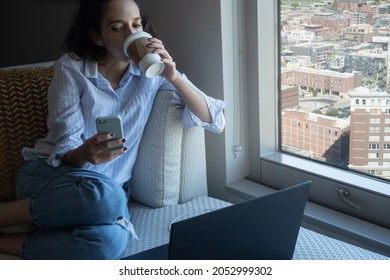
<box><xmin>15</xmin><ymin>159</ymin><xmax>133</xmax><ymax>260</ymax></box>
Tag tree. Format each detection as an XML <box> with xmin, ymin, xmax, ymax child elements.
<box><xmin>332</xmin><ymin>0</ymin><xmax>339</xmax><ymax>10</ymax></box>
<box><xmin>313</xmin><ymin>109</ymin><xmax>323</xmax><ymax>115</ymax></box>
<box><xmin>326</xmin><ymin>107</ymin><xmax>339</xmax><ymax>117</ymax></box>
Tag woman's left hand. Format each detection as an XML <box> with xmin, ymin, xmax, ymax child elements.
<box><xmin>148</xmin><ymin>38</ymin><xmax>177</xmax><ymax>81</ymax></box>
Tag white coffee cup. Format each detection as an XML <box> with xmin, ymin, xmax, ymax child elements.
<box><xmin>123</xmin><ymin>31</ymin><xmax>165</xmax><ymax>78</ymax></box>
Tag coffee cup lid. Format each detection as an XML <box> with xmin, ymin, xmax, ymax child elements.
<box><xmin>123</xmin><ymin>31</ymin><xmax>152</xmax><ymax>57</ymax></box>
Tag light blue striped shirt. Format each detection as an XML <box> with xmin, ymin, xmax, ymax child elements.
<box><xmin>22</xmin><ymin>54</ymin><xmax>225</xmax><ymax>185</ymax></box>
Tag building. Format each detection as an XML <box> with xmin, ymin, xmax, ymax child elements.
<box><xmin>360</xmin><ymin>3</ymin><xmax>378</xmax><ymax>16</ymax></box>
<box><xmin>281</xmin><ymin>54</ymin><xmax>313</xmax><ymax>68</ymax></box>
<box><xmin>310</xmin><ymin>13</ymin><xmax>349</xmax><ymax>40</ymax></box>
<box><xmin>344</xmin><ymin>48</ymin><xmax>387</xmax><ymax>89</ymax></box>
<box><xmin>378</xmin><ymin>3</ymin><xmax>390</xmax><ymax>15</ymax></box>
<box><xmin>302</xmin><ymin>23</ymin><xmax>336</xmax><ymax>41</ymax></box>
<box><xmin>349</xmin><ymin>87</ymin><xmax>390</xmax><ymax>178</ymax></box>
<box><xmin>311</xmin><ymin>12</ymin><xmax>350</xmax><ymax>31</ymax></box>
<box><xmin>286</xmin><ymin>30</ymin><xmax>315</xmax><ymax>42</ymax></box>
<box><xmin>290</xmin><ymin>43</ymin><xmax>335</xmax><ymax>68</ymax></box>
<box><xmin>338</xmin><ymin>0</ymin><xmax>368</xmax><ymax>11</ymax></box>
<box><xmin>281</xmin><ymin>85</ymin><xmax>299</xmax><ymax>110</ymax></box>
<box><xmin>281</xmin><ymin>67</ymin><xmax>362</xmax><ymax>97</ymax></box>
<box><xmin>378</xmin><ymin>25</ymin><xmax>390</xmax><ymax>36</ymax></box>
<box><xmin>376</xmin><ymin>16</ymin><xmax>390</xmax><ymax>28</ymax></box>
<box><xmin>329</xmin><ymin>53</ymin><xmax>346</xmax><ymax>71</ymax></box>
<box><xmin>282</xmin><ymin>110</ymin><xmax>350</xmax><ymax>166</ymax></box>
<box><xmin>341</xmin><ymin>24</ymin><xmax>373</xmax><ymax>43</ymax></box>
<box><xmin>350</xmin><ymin>11</ymin><xmax>374</xmax><ymax>25</ymax></box>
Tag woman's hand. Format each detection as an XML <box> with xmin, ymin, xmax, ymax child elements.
<box><xmin>63</xmin><ymin>133</ymin><xmax>127</xmax><ymax>167</ymax></box>
<box><xmin>148</xmin><ymin>38</ymin><xmax>178</xmax><ymax>82</ymax></box>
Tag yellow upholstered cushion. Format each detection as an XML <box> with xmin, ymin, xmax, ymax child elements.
<box><xmin>0</xmin><ymin>66</ymin><xmax>53</xmax><ymax>201</ymax></box>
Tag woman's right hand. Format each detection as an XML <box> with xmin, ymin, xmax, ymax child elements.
<box><xmin>63</xmin><ymin>133</ymin><xmax>127</xmax><ymax>167</ymax></box>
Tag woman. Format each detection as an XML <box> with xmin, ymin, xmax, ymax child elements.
<box><xmin>0</xmin><ymin>0</ymin><xmax>225</xmax><ymax>259</ymax></box>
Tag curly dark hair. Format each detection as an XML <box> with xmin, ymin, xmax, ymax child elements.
<box><xmin>63</xmin><ymin>0</ymin><xmax>156</xmax><ymax>61</ymax></box>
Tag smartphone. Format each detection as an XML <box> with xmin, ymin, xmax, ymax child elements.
<box><xmin>96</xmin><ymin>116</ymin><xmax>124</xmax><ymax>151</ymax></box>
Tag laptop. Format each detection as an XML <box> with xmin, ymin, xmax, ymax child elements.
<box><xmin>126</xmin><ymin>181</ymin><xmax>311</xmax><ymax>260</ymax></box>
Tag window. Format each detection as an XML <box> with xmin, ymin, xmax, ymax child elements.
<box><xmin>371</xmin><ymin>109</ymin><xmax>380</xmax><ymax>115</ymax></box>
<box><xmin>370</xmin><ymin>118</ymin><xmax>381</xmax><ymax>124</ymax></box>
<box><xmin>278</xmin><ymin>0</ymin><xmax>390</xmax><ymax>185</ymax></box>
<box><xmin>369</xmin><ymin>144</ymin><xmax>379</xmax><ymax>150</ymax></box>
<box><xmin>368</xmin><ymin>153</ymin><xmax>379</xmax><ymax>159</ymax></box>
<box><xmin>369</xmin><ymin>126</ymin><xmax>380</xmax><ymax>133</ymax></box>
<box><xmin>243</xmin><ymin>0</ymin><xmax>390</xmax><ymax>241</ymax></box>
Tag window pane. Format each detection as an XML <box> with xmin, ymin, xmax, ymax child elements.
<box><xmin>280</xmin><ymin>0</ymin><xmax>390</xmax><ymax>182</ymax></box>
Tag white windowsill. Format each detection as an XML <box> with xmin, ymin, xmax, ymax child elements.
<box><xmin>226</xmin><ymin>179</ymin><xmax>390</xmax><ymax>258</ymax></box>
<box><xmin>263</xmin><ymin>152</ymin><xmax>390</xmax><ymax>197</ymax></box>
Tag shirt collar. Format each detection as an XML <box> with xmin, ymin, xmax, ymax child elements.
<box><xmin>128</xmin><ymin>62</ymin><xmax>142</xmax><ymax>77</ymax></box>
<box><xmin>84</xmin><ymin>59</ymin><xmax>98</xmax><ymax>80</ymax></box>
<box><xmin>84</xmin><ymin>60</ymin><xmax>142</xmax><ymax>80</ymax></box>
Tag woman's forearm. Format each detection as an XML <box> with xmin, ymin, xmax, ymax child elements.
<box><xmin>169</xmin><ymin>75</ymin><xmax>212</xmax><ymax>123</ymax></box>
<box><xmin>63</xmin><ymin>147</ymin><xmax>88</xmax><ymax>168</ymax></box>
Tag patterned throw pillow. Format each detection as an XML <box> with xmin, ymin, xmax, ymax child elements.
<box><xmin>0</xmin><ymin>66</ymin><xmax>53</xmax><ymax>201</ymax></box>
<box><xmin>130</xmin><ymin>90</ymin><xmax>208</xmax><ymax>208</ymax></box>
<box><xmin>130</xmin><ymin>90</ymin><xmax>184</xmax><ymax>207</ymax></box>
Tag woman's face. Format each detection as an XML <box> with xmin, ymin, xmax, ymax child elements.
<box><xmin>94</xmin><ymin>0</ymin><xmax>143</xmax><ymax>63</ymax></box>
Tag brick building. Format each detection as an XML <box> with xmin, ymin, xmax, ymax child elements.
<box><xmin>338</xmin><ymin>0</ymin><xmax>367</xmax><ymax>11</ymax></box>
<box><xmin>311</xmin><ymin>13</ymin><xmax>350</xmax><ymax>32</ymax></box>
<box><xmin>349</xmin><ymin>88</ymin><xmax>390</xmax><ymax>178</ymax></box>
<box><xmin>282</xmin><ymin>110</ymin><xmax>350</xmax><ymax>165</ymax></box>
<box><xmin>281</xmin><ymin>67</ymin><xmax>362</xmax><ymax>97</ymax></box>
<box><xmin>281</xmin><ymin>85</ymin><xmax>299</xmax><ymax>110</ymax></box>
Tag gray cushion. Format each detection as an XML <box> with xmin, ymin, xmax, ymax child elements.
<box><xmin>130</xmin><ymin>90</ymin><xmax>185</xmax><ymax>207</ymax></box>
<box><xmin>294</xmin><ymin>227</ymin><xmax>388</xmax><ymax>260</ymax></box>
<box><xmin>179</xmin><ymin>125</ymin><xmax>208</xmax><ymax>202</ymax></box>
